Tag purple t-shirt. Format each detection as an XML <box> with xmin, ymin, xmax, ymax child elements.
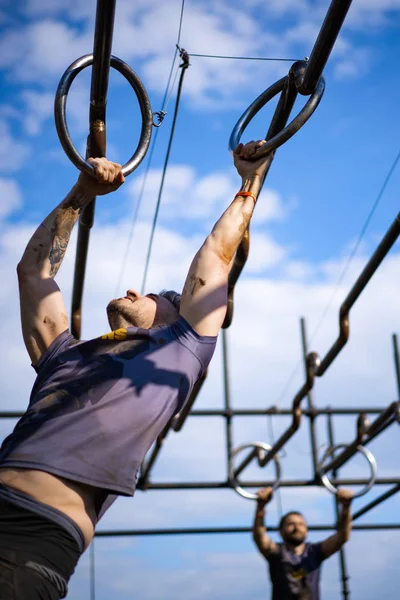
<box><xmin>0</xmin><ymin>317</ymin><xmax>217</xmax><ymax>519</ymax></box>
<box><xmin>267</xmin><ymin>542</ymin><xmax>325</xmax><ymax>600</ymax></box>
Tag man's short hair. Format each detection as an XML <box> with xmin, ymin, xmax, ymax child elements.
<box><xmin>279</xmin><ymin>511</ymin><xmax>306</xmax><ymax>529</ymax></box>
<box><xmin>159</xmin><ymin>289</ymin><xmax>181</xmax><ymax>311</ymax></box>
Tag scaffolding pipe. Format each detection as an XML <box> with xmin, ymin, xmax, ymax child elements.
<box><xmin>301</xmin><ymin>317</ymin><xmax>319</xmax><ymax>477</ymax></box>
<box><xmin>95</xmin><ymin>523</ymin><xmax>400</xmax><ymax>538</ymax></box>
<box><xmin>352</xmin><ymin>483</ymin><xmax>400</xmax><ymax>522</ymax></box>
<box><xmin>71</xmin><ymin>0</ymin><xmax>116</xmax><ymax>338</ymax></box>
<box><xmin>0</xmin><ymin>407</ymin><xmax>391</xmax><ymax>420</ymax></box>
<box><xmin>393</xmin><ymin>334</ymin><xmax>400</xmax><ymax>399</ymax></box>
<box><xmin>327</xmin><ymin>413</ymin><xmax>350</xmax><ymax>600</ymax></box>
<box><xmin>297</xmin><ymin>0</ymin><xmax>354</xmax><ymax>95</ymax></box>
<box><xmin>136</xmin><ymin>477</ymin><xmax>400</xmax><ymax>491</ymax></box>
<box><xmin>321</xmin><ymin>401</ymin><xmax>399</xmax><ymax>474</ymax></box>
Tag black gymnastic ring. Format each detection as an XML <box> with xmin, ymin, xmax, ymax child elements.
<box><xmin>229</xmin><ymin>61</ymin><xmax>325</xmax><ymax>158</ymax></box>
<box><xmin>54</xmin><ymin>54</ymin><xmax>153</xmax><ymax>177</ymax></box>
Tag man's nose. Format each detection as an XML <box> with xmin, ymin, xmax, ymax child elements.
<box><xmin>126</xmin><ymin>289</ymin><xmax>140</xmax><ymax>300</ymax></box>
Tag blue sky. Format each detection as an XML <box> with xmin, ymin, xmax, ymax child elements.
<box><xmin>0</xmin><ymin>0</ymin><xmax>400</xmax><ymax>598</ymax></box>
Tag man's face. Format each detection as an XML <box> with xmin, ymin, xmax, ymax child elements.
<box><xmin>280</xmin><ymin>514</ymin><xmax>308</xmax><ymax>546</ymax></box>
<box><xmin>106</xmin><ymin>289</ymin><xmax>179</xmax><ymax>330</ymax></box>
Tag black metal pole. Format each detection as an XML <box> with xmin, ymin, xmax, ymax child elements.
<box><xmin>327</xmin><ymin>413</ymin><xmax>350</xmax><ymax>600</ymax></box>
<box><xmin>301</xmin><ymin>317</ymin><xmax>318</xmax><ymax>477</ymax></box>
<box><xmin>322</xmin><ymin>402</ymin><xmax>399</xmax><ymax>474</ymax></box>
<box><xmin>94</xmin><ymin>523</ymin><xmax>400</xmax><ymax>537</ymax></box>
<box><xmin>393</xmin><ymin>334</ymin><xmax>400</xmax><ymax>399</ymax></box>
<box><xmin>71</xmin><ymin>0</ymin><xmax>117</xmax><ymax>338</ymax></box>
<box><xmin>223</xmin><ymin>73</ymin><xmax>298</xmax><ymax>328</ymax></box>
<box><xmin>222</xmin><ymin>330</ymin><xmax>233</xmax><ymax>476</ymax></box>
<box><xmin>136</xmin><ymin>477</ymin><xmax>400</xmax><ymax>491</ymax></box>
<box><xmin>316</xmin><ymin>214</ymin><xmax>400</xmax><ymax>377</ymax></box>
<box><xmin>298</xmin><ymin>0</ymin><xmax>354</xmax><ymax>95</ymax></box>
<box><xmin>353</xmin><ymin>483</ymin><xmax>400</xmax><ymax>521</ymax></box>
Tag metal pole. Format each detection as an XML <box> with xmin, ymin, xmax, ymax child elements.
<box><xmin>222</xmin><ymin>330</ymin><xmax>233</xmax><ymax>476</ymax></box>
<box><xmin>353</xmin><ymin>483</ymin><xmax>400</xmax><ymax>521</ymax></box>
<box><xmin>298</xmin><ymin>0</ymin><xmax>354</xmax><ymax>94</ymax></box>
<box><xmin>327</xmin><ymin>413</ymin><xmax>350</xmax><ymax>600</ymax></box>
<box><xmin>136</xmin><ymin>477</ymin><xmax>400</xmax><ymax>491</ymax></box>
<box><xmin>71</xmin><ymin>0</ymin><xmax>117</xmax><ymax>338</ymax></box>
<box><xmin>322</xmin><ymin>402</ymin><xmax>399</xmax><ymax>474</ymax></box>
<box><xmin>393</xmin><ymin>334</ymin><xmax>400</xmax><ymax>399</ymax></box>
<box><xmin>94</xmin><ymin>523</ymin><xmax>400</xmax><ymax>537</ymax></box>
<box><xmin>0</xmin><ymin>407</ymin><xmax>390</xmax><ymax>420</ymax></box>
<box><xmin>301</xmin><ymin>317</ymin><xmax>318</xmax><ymax>477</ymax></box>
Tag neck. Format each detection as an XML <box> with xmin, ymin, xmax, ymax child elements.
<box><xmin>285</xmin><ymin>541</ymin><xmax>306</xmax><ymax>555</ymax></box>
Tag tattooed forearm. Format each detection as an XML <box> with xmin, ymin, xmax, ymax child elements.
<box><xmin>48</xmin><ymin>206</ymin><xmax>80</xmax><ymax>277</ymax></box>
<box><xmin>18</xmin><ymin>183</ymin><xmax>93</xmax><ymax>278</ymax></box>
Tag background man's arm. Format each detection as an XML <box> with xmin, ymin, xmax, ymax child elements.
<box><xmin>180</xmin><ymin>141</ymin><xmax>268</xmax><ymax>336</ymax></box>
<box><xmin>17</xmin><ymin>158</ymin><xmax>124</xmax><ymax>365</ymax></box>
<box><xmin>252</xmin><ymin>487</ymin><xmax>278</xmax><ymax>558</ymax></box>
<box><xmin>321</xmin><ymin>489</ymin><xmax>353</xmax><ymax>558</ymax></box>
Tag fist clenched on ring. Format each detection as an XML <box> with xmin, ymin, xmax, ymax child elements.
<box><xmin>257</xmin><ymin>486</ymin><xmax>274</xmax><ymax>507</ymax></box>
<box><xmin>77</xmin><ymin>157</ymin><xmax>125</xmax><ymax>196</ymax></box>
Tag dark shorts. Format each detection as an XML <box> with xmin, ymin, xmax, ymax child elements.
<box><xmin>0</xmin><ymin>549</ymin><xmax>62</xmax><ymax>600</ymax></box>
<box><xmin>0</xmin><ymin>485</ymin><xmax>84</xmax><ymax>599</ymax></box>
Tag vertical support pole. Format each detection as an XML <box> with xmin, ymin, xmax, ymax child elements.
<box><xmin>222</xmin><ymin>330</ymin><xmax>233</xmax><ymax>477</ymax></box>
<box><xmin>392</xmin><ymin>334</ymin><xmax>400</xmax><ymax>399</ymax></box>
<box><xmin>300</xmin><ymin>317</ymin><xmax>318</xmax><ymax>477</ymax></box>
<box><xmin>327</xmin><ymin>413</ymin><xmax>350</xmax><ymax>600</ymax></box>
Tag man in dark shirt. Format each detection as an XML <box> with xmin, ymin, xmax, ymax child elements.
<box><xmin>253</xmin><ymin>486</ymin><xmax>353</xmax><ymax>599</ymax></box>
<box><xmin>0</xmin><ymin>140</ymin><xmax>271</xmax><ymax>599</ymax></box>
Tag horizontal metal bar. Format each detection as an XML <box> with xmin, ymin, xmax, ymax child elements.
<box><xmin>0</xmin><ymin>407</ymin><xmax>391</xmax><ymax>420</ymax></box>
<box><xmin>353</xmin><ymin>483</ymin><xmax>400</xmax><ymax>521</ymax></box>
<box><xmin>95</xmin><ymin>523</ymin><xmax>400</xmax><ymax>537</ymax></box>
<box><xmin>137</xmin><ymin>478</ymin><xmax>400</xmax><ymax>491</ymax></box>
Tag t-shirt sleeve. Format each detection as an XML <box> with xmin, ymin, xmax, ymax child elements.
<box><xmin>32</xmin><ymin>330</ymin><xmax>78</xmax><ymax>374</ymax></box>
<box><xmin>169</xmin><ymin>316</ymin><xmax>218</xmax><ymax>376</ymax></box>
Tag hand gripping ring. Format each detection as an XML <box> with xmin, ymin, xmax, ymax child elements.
<box><xmin>229</xmin><ymin>60</ymin><xmax>325</xmax><ymax>159</ymax></box>
<box><xmin>54</xmin><ymin>54</ymin><xmax>153</xmax><ymax>177</ymax></box>
<box><xmin>318</xmin><ymin>444</ymin><xmax>377</xmax><ymax>499</ymax></box>
<box><xmin>229</xmin><ymin>442</ymin><xmax>281</xmax><ymax>501</ymax></box>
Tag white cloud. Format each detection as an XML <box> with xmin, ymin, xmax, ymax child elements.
<box><xmin>0</xmin><ymin>119</ymin><xmax>31</xmax><ymax>172</ymax></box>
<box><xmin>0</xmin><ymin>178</ymin><xmax>23</xmax><ymax>220</ymax></box>
<box><xmin>127</xmin><ymin>165</ymin><xmax>291</xmax><ymax>226</ymax></box>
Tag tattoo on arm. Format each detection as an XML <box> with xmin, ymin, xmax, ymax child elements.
<box><xmin>48</xmin><ymin>207</ymin><xmax>80</xmax><ymax>277</ymax></box>
<box><xmin>19</xmin><ymin>184</ymin><xmax>92</xmax><ymax>279</ymax></box>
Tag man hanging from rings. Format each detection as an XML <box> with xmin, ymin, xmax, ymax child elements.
<box><xmin>0</xmin><ymin>139</ymin><xmax>270</xmax><ymax>599</ymax></box>
<box><xmin>253</xmin><ymin>486</ymin><xmax>353</xmax><ymax>600</ymax></box>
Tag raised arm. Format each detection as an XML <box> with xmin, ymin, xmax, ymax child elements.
<box><xmin>321</xmin><ymin>489</ymin><xmax>353</xmax><ymax>558</ymax></box>
<box><xmin>17</xmin><ymin>158</ymin><xmax>124</xmax><ymax>365</ymax></box>
<box><xmin>179</xmin><ymin>141</ymin><xmax>269</xmax><ymax>336</ymax></box>
<box><xmin>252</xmin><ymin>487</ymin><xmax>278</xmax><ymax>558</ymax></box>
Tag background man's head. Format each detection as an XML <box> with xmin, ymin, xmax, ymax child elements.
<box><xmin>107</xmin><ymin>289</ymin><xmax>181</xmax><ymax>330</ymax></box>
<box><xmin>279</xmin><ymin>511</ymin><xmax>308</xmax><ymax>546</ymax></box>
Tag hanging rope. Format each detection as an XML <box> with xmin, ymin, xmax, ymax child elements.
<box><xmin>140</xmin><ymin>49</ymin><xmax>190</xmax><ymax>294</ymax></box>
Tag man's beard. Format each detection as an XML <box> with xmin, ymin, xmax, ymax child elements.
<box><xmin>285</xmin><ymin>533</ymin><xmax>306</xmax><ymax>547</ymax></box>
<box><xmin>106</xmin><ymin>299</ymin><xmax>144</xmax><ymax>328</ymax></box>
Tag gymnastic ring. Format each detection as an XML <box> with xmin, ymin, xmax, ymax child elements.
<box><xmin>55</xmin><ymin>54</ymin><xmax>153</xmax><ymax>177</ymax></box>
<box><xmin>229</xmin><ymin>61</ymin><xmax>325</xmax><ymax>159</ymax></box>
<box><xmin>318</xmin><ymin>444</ymin><xmax>377</xmax><ymax>499</ymax></box>
<box><xmin>229</xmin><ymin>441</ymin><xmax>281</xmax><ymax>501</ymax></box>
